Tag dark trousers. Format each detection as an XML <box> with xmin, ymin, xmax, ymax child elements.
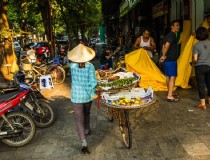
<box><xmin>72</xmin><ymin>101</ymin><xmax>92</xmax><ymax>141</ymax></box>
<box><xmin>101</xmin><ymin>58</ymin><xmax>113</xmax><ymax>68</ymax></box>
<box><xmin>195</xmin><ymin>65</ymin><xmax>210</xmax><ymax>99</ymax></box>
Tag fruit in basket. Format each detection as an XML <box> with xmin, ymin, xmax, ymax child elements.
<box><xmin>136</xmin><ymin>97</ymin><xmax>141</xmax><ymax>101</ymax></box>
<box><xmin>121</xmin><ymin>102</ymin><xmax>126</xmax><ymax>106</ymax></box>
<box><xmin>134</xmin><ymin>100</ymin><xmax>140</xmax><ymax>104</ymax></box>
<box><xmin>116</xmin><ymin>101</ymin><xmax>121</xmax><ymax>105</ymax></box>
<box><xmin>98</xmin><ymin>77</ymin><xmax>138</xmax><ymax>87</ymax></box>
<box><xmin>119</xmin><ymin>99</ymin><xmax>124</xmax><ymax>103</ymax></box>
<box><xmin>108</xmin><ymin>76</ymin><xmax>120</xmax><ymax>82</ymax></box>
<box><xmin>112</xmin><ymin>101</ymin><xmax>116</xmax><ymax>105</ymax></box>
<box><xmin>131</xmin><ymin>99</ymin><xmax>135</xmax><ymax>103</ymax></box>
<box><xmin>124</xmin><ymin>98</ymin><xmax>130</xmax><ymax>103</ymax></box>
<box><xmin>98</xmin><ymin>70</ymin><xmax>106</xmax><ymax>77</ymax></box>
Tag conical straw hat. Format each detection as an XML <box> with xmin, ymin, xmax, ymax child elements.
<box><xmin>67</xmin><ymin>44</ymin><xmax>95</xmax><ymax>63</ymax></box>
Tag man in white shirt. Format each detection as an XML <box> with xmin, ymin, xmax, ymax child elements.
<box><xmin>134</xmin><ymin>28</ymin><xmax>156</xmax><ymax>58</ymax></box>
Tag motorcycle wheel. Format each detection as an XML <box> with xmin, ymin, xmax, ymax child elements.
<box><xmin>0</xmin><ymin>111</ymin><xmax>36</xmax><ymax>147</ymax></box>
<box><xmin>47</xmin><ymin>66</ymin><xmax>65</xmax><ymax>84</ymax></box>
<box><xmin>32</xmin><ymin>102</ymin><xmax>56</xmax><ymax>128</ymax></box>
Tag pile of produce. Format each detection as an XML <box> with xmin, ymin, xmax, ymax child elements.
<box><xmin>101</xmin><ymin>87</ymin><xmax>154</xmax><ymax>107</ymax></box>
<box><xmin>98</xmin><ymin>77</ymin><xmax>138</xmax><ymax>87</ymax></box>
<box><xmin>96</xmin><ymin>68</ymin><xmax>140</xmax><ymax>91</ymax></box>
<box><xmin>111</xmin><ymin>97</ymin><xmax>146</xmax><ymax>106</ymax></box>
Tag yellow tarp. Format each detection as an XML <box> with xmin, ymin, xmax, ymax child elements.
<box><xmin>201</xmin><ymin>18</ymin><xmax>210</xmax><ymax>29</ymax></box>
<box><xmin>125</xmin><ymin>49</ymin><xmax>167</xmax><ymax>91</ymax></box>
<box><xmin>125</xmin><ymin>20</ymin><xmax>207</xmax><ymax>91</ymax></box>
<box><xmin>125</xmin><ymin>36</ymin><xmax>198</xmax><ymax>91</ymax></box>
<box><xmin>178</xmin><ymin>20</ymin><xmax>191</xmax><ymax>53</ymax></box>
<box><xmin>175</xmin><ymin>36</ymin><xmax>198</xmax><ymax>88</ymax></box>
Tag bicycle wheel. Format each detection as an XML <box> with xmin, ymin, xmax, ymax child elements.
<box><xmin>24</xmin><ymin>70</ymin><xmax>36</xmax><ymax>85</ymax></box>
<box><xmin>105</xmin><ymin>108</ymin><xmax>114</xmax><ymax>122</ymax></box>
<box><xmin>119</xmin><ymin>110</ymin><xmax>132</xmax><ymax>149</ymax></box>
<box><xmin>47</xmin><ymin>66</ymin><xmax>65</xmax><ymax>84</ymax></box>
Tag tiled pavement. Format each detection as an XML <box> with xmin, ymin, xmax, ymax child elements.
<box><xmin>1</xmin><ymin>59</ymin><xmax>210</xmax><ymax>159</ymax></box>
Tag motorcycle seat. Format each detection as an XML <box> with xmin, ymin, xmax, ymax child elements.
<box><xmin>0</xmin><ymin>91</ymin><xmax>21</xmax><ymax>103</ymax></box>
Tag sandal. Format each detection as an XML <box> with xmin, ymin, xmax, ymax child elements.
<box><xmin>167</xmin><ymin>98</ymin><xmax>180</xmax><ymax>102</ymax></box>
<box><xmin>195</xmin><ymin>104</ymin><xmax>207</xmax><ymax>110</ymax></box>
<box><xmin>207</xmin><ymin>99</ymin><xmax>210</xmax><ymax>105</ymax></box>
<box><xmin>173</xmin><ymin>93</ymin><xmax>179</xmax><ymax>97</ymax></box>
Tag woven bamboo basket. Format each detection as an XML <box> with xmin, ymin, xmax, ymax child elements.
<box><xmin>101</xmin><ymin>97</ymin><xmax>156</xmax><ymax>110</ymax></box>
<box><xmin>22</xmin><ymin>62</ymin><xmax>32</xmax><ymax>71</ymax></box>
<box><xmin>21</xmin><ymin>59</ymin><xmax>32</xmax><ymax>71</ymax></box>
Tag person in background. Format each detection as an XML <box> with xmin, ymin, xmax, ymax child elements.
<box><xmin>201</xmin><ymin>10</ymin><xmax>210</xmax><ymax>40</ymax></box>
<box><xmin>192</xmin><ymin>27</ymin><xmax>210</xmax><ymax>110</ymax></box>
<box><xmin>134</xmin><ymin>28</ymin><xmax>156</xmax><ymax>58</ymax></box>
<box><xmin>159</xmin><ymin>20</ymin><xmax>180</xmax><ymax>102</ymax></box>
<box><xmin>68</xmin><ymin>44</ymin><xmax>97</xmax><ymax>154</ymax></box>
<box><xmin>100</xmin><ymin>49</ymin><xmax>113</xmax><ymax>69</ymax></box>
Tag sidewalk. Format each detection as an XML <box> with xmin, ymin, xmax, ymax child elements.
<box><xmin>1</xmin><ymin>59</ymin><xmax>210</xmax><ymax>159</ymax></box>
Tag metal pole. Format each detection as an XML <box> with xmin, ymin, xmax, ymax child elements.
<box><xmin>194</xmin><ymin>0</ymin><xmax>196</xmax><ymax>31</ymax></box>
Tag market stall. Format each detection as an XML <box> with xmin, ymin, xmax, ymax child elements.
<box><xmin>96</xmin><ymin>68</ymin><xmax>157</xmax><ymax>149</ymax></box>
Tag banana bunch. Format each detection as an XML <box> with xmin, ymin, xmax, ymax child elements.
<box><xmin>98</xmin><ymin>77</ymin><xmax>138</xmax><ymax>87</ymax></box>
<box><xmin>111</xmin><ymin>97</ymin><xmax>145</xmax><ymax>106</ymax></box>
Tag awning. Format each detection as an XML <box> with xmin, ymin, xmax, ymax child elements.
<box><xmin>120</xmin><ymin>0</ymin><xmax>142</xmax><ymax>17</ymax></box>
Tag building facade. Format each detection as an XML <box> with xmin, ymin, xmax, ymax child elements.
<box><xmin>102</xmin><ymin>0</ymin><xmax>210</xmax><ymax>52</ymax></box>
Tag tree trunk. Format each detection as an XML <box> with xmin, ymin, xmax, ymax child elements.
<box><xmin>0</xmin><ymin>0</ymin><xmax>18</xmax><ymax>81</ymax></box>
<box><xmin>37</xmin><ymin>0</ymin><xmax>55</xmax><ymax>58</ymax></box>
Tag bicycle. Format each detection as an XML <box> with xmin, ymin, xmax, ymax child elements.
<box><xmin>18</xmin><ymin>59</ymin><xmax>65</xmax><ymax>85</ymax></box>
<box><xmin>101</xmin><ymin>98</ymin><xmax>156</xmax><ymax>149</ymax></box>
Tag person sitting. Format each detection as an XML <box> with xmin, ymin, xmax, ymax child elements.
<box><xmin>134</xmin><ymin>28</ymin><xmax>156</xmax><ymax>58</ymax></box>
<box><xmin>100</xmin><ymin>49</ymin><xmax>113</xmax><ymax>69</ymax></box>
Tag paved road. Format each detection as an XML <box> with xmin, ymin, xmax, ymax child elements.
<box><xmin>1</xmin><ymin>59</ymin><xmax>210</xmax><ymax>160</ymax></box>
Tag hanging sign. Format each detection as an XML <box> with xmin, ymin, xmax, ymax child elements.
<box><xmin>120</xmin><ymin>0</ymin><xmax>142</xmax><ymax>17</ymax></box>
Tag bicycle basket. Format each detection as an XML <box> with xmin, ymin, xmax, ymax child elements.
<box><xmin>21</xmin><ymin>60</ymin><xmax>32</xmax><ymax>70</ymax></box>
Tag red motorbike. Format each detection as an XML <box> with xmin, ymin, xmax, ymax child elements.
<box><xmin>0</xmin><ymin>90</ymin><xmax>36</xmax><ymax>147</ymax></box>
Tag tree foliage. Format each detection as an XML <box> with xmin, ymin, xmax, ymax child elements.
<box><xmin>5</xmin><ymin>0</ymin><xmax>102</xmax><ymax>49</ymax></box>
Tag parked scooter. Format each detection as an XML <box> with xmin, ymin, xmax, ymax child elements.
<box><xmin>17</xmin><ymin>83</ymin><xmax>56</xmax><ymax>128</ymax></box>
<box><xmin>0</xmin><ymin>90</ymin><xmax>36</xmax><ymax>147</ymax></box>
<box><xmin>0</xmin><ymin>79</ymin><xmax>56</xmax><ymax>128</ymax></box>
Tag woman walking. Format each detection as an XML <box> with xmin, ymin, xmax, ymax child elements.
<box><xmin>68</xmin><ymin>43</ymin><xmax>98</xmax><ymax>154</ymax></box>
<box><xmin>193</xmin><ymin>27</ymin><xmax>210</xmax><ymax>109</ymax></box>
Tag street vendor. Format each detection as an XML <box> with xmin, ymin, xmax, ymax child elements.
<box><xmin>68</xmin><ymin>43</ymin><xmax>98</xmax><ymax>154</ymax></box>
<box><xmin>134</xmin><ymin>28</ymin><xmax>156</xmax><ymax>58</ymax></box>
<box><xmin>100</xmin><ymin>49</ymin><xmax>113</xmax><ymax>69</ymax></box>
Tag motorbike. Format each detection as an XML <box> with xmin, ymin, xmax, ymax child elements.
<box><xmin>0</xmin><ymin>78</ymin><xmax>56</xmax><ymax>128</ymax></box>
<box><xmin>0</xmin><ymin>90</ymin><xmax>36</xmax><ymax>147</ymax></box>
<box><xmin>17</xmin><ymin>83</ymin><xmax>56</xmax><ymax>128</ymax></box>
<box><xmin>36</xmin><ymin>49</ymin><xmax>50</xmax><ymax>64</ymax></box>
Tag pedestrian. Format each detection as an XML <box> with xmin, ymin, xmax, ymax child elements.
<box><xmin>67</xmin><ymin>44</ymin><xmax>98</xmax><ymax>154</ymax></box>
<box><xmin>201</xmin><ymin>10</ymin><xmax>210</xmax><ymax>40</ymax></box>
<box><xmin>100</xmin><ymin>49</ymin><xmax>113</xmax><ymax>69</ymax></box>
<box><xmin>159</xmin><ymin>20</ymin><xmax>180</xmax><ymax>102</ymax></box>
<box><xmin>134</xmin><ymin>28</ymin><xmax>156</xmax><ymax>58</ymax></box>
<box><xmin>192</xmin><ymin>27</ymin><xmax>210</xmax><ymax>109</ymax></box>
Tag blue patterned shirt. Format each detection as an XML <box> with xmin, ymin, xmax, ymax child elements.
<box><xmin>70</xmin><ymin>62</ymin><xmax>97</xmax><ymax>103</ymax></box>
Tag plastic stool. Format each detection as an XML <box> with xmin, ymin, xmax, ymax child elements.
<box><xmin>39</xmin><ymin>75</ymin><xmax>54</xmax><ymax>90</ymax></box>
<box><xmin>100</xmin><ymin>64</ymin><xmax>109</xmax><ymax>70</ymax></box>
<box><xmin>53</xmin><ymin>57</ymin><xmax>60</xmax><ymax>64</ymax></box>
